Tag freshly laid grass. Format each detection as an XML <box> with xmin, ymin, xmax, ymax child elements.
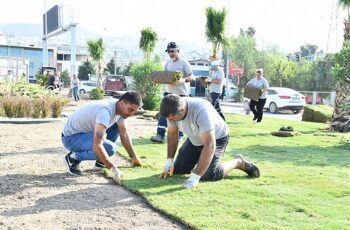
<box><xmin>118</xmin><ymin>114</ymin><xmax>350</xmax><ymax>229</ymax></box>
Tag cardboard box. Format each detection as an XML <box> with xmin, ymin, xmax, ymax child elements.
<box><xmin>244</xmin><ymin>86</ymin><xmax>261</xmax><ymax>101</ymax></box>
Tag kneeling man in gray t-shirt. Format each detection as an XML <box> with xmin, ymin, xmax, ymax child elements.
<box><xmin>158</xmin><ymin>94</ymin><xmax>260</xmax><ymax>189</ymax></box>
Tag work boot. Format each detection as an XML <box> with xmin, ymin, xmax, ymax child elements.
<box><xmin>150</xmin><ymin>134</ymin><xmax>165</xmax><ymax>143</ymax></box>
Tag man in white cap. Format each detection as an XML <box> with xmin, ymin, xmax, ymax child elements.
<box><xmin>208</xmin><ymin>61</ymin><xmax>225</xmax><ymax>121</ymax></box>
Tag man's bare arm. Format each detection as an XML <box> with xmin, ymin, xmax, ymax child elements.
<box><xmin>193</xmin><ymin>130</ymin><xmax>216</xmax><ymax>176</ymax></box>
<box><xmin>93</xmin><ymin>124</ymin><xmax>114</xmax><ymax>169</ymax></box>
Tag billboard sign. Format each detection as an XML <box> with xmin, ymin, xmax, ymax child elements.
<box><xmin>43</xmin><ymin>5</ymin><xmax>61</xmax><ymax>35</ymax></box>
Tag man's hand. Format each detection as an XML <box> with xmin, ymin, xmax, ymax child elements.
<box><xmin>159</xmin><ymin>158</ymin><xmax>174</xmax><ymax>179</ymax></box>
<box><xmin>131</xmin><ymin>156</ymin><xmax>142</xmax><ymax>167</ymax></box>
<box><xmin>111</xmin><ymin>166</ymin><xmax>123</xmax><ymax>185</ymax></box>
<box><xmin>183</xmin><ymin>173</ymin><xmax>201</xmax><ymax>189</ymax></box>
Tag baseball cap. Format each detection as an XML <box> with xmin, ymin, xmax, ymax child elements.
<box><xmin>165</xmin><ymin>42</ymin><xmax>179</xmax><ymax>52</ymax></box>
<box><xmin>210</xmin><ymin>61</ymin><xmax>220</xmax><ymax>68</ymax></box>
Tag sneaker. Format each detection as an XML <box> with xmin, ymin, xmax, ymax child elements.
<box><xmin>95</xmin><ymin>160</ymin><xmax>105</xmax><ymax>169</ymax></box>
<box><xmin>63</xmin><ymin>152</ymin><xmax>82</xmax><ymax>176</ymax></box>
<box><xmin>150</xmin><ymin>134</ymin><xmax>165</xmax><ymax>143</ymax></box>
<box><xmin>252</xmin><ymin>115</ymin><xmax>258</xmax><ymax>121</ymax></box>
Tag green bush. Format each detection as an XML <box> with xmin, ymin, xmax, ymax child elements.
<box><xmin>233</xmin><ymin>88</ymin><xmax>243</xmax><ymax>102</ymax></box>
<box><xmin>302</xmin><ymin>105</ymin><xmax>334</xmax><ymax>123</ymax></box>
<box><xmin>130</xmin><ymin>61</ymin><xmax>162</xmax><ymax>110</ymax></box>
<box><xmin>90</xmin><ymin>88</ymin><xmax>105</xmax><ymax>100</ymax></box>
<box><xmin>36</xmin><ymin>74</ymin><xmax>50</xmax><ymax>87</ymax></box>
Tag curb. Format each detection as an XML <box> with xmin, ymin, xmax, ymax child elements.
<box><xmin>0</xmin><ymin>117</ymin><xmax>67</xmax><ymax>124</ymax></box>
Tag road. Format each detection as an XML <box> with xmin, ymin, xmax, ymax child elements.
<box><xmin>221</xmin><ymin>101</ymin><xmax>303</xmax><ymax>121</ymax></box>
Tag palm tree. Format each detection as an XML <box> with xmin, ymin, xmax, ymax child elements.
<box><xmin>205</xmin><ymin>7</ymin><xmax>229</xmax><ymax>60</ymax></box>
<box><xmin>139</xmin><ymin>27</ymin><xmax>158</xmax><ymax>61</ymax></box>
<box><xmin>338</xmin><ymin>0</ymin><xmax>350</xmax><ymax>21</ymax></box>
<box><xmin>87</xmin><ymin>38</ymin><xmax>105</xmax><ymax>89</ymax></box>
<box><xmin>331</xmin><ymin>0</ymin><xmax>350</xmax><ymax>131</ymax></box>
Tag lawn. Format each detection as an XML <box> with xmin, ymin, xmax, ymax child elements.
<box><xmin>118</xmin><ymin>114</ymin><xmax>350</xmax><ymax>230</ymax></box>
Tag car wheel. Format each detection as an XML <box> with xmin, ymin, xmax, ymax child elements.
<box><xmin>79</xmin><ymin>89</ymin><xmax>86</xmax><ymax>94</ymax></box>
<box><xmin>293</xmin><ymin>110</ymin><xmax>300</xmax><ymax>114</ymax></box>
<box><xmin>243</xmin><ymin>100</ymin><xmax>250</xmax><ymax>111</ymax></box>
<box><xmin>269</xmin><ymin>102</ymin><xmax>278</xmax><ymax>113</ymax></box>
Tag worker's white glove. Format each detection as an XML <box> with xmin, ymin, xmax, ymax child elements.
<box><xmin>111</xmin><ymin>166</ymin><xmax>123</xmax><ymax>185</ymax></box>
<box><xmin>159</xmin><ymin>158</ymin><xmax>174</xmax><ymax>179</ymax></box>
<box><xmin>183</xmin><ymin>173</ymin><xmax>201</xmax><ymax>189</ymax></box>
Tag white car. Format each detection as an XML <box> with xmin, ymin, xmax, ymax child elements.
<box><xmin>79</xmin><ymin>81</ymin><xmax>97</xmax><ymax>94</ymax></box>
<box><xmin>243</xmin><ymin>87</ymin><xmax>306</xmax><ymax>114</ymax></box>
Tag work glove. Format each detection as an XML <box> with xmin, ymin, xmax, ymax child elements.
<box><xmin>159</xmin><ymin>158</ymin><xmax>174</xmax><ymax>179</ymax></box>
<box><xmin>110</xmin><ymin>166</ymin><xmax>123</xmax><ymax>185</ymax></box>
<box><xmin>183</xmin><ymin>173</ymin><xmax>201</xmax><ymax>189</ymax></box>
<box><xmin>131</xmin><ymin>156</ymin><xmax>142</xmax><ymax>167</ymax></box>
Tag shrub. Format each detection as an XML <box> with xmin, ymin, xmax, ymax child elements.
<box><xmin>2</xmin><ymin>96</ymin><xmax>15</xmax><ymax>118</ymax></box>
<box><xmin>51</xmin><ymin>97</ymin><xmax>69</xmax><ymax>118</ymax></box>
<box><xmin>32</xmin><ymin>98</ymin><xmax>43</xmax><ymax>118</ymax></box>
<box><xmin>302</xmin><ymin>105</ymin><xmax>334</xmax><ymax>123</ymax></box>
<box><xmin>90</xmin><ymin>88</ymin><xmax>105</xmax><ymax>100</ymax></box>
<box><xmin>14</xmin><ymin>96</ymin><xmax>32</xmax><ymax>118</ymax></box>
<box><xmin>130</xmin><ymin>61</ymin><xmax>162</xmax><ymax>110</ymax></box>
<box><xmin>41</xmin><ymin>97</ymin><xmax>51</xmax><ymax>118</ymax></box>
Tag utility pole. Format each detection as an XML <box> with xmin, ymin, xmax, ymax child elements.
<box><xmin>114</xmin><ymin>50</ymin><xmax>117</xmax><ymax>75</ymax></box>
<box><xmin>225</xmin><ymin>0</ymin><xmax>230</xmax><ymax>101</ymax></box>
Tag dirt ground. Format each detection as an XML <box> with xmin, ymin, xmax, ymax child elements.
<box><xmin>0</xmin><ymin>100</ymin><xmax>188</xmax><ymax>229</ymax></box>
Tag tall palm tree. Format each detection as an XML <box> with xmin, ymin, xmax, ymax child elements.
<box><xmin>139</xmin><ymin>27</ymin><xmax>158</xmax><ymax>61</ymax></box>
<box><xmin>338</xmin><ymin>0</ymin><xmax>350</xmax><ymax>21</ymax></box>
<box><xmin>205</xmin><ymin>7</ymin><xmax>229</xmax><ymax>60</ymax></box>
<box><xmin>87</xmin><ymin>38</ymin><xmax>105</xmax><ymax>89</ymax></box>
<box><xmin>331</xmin><ymin>0</ymin><xmax>350</xmax><ymax>131</ymax></box>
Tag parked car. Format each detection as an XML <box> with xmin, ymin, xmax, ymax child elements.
<box><xmin>79</xmin><ymin>81</ymin><xmax>97</xmax><ymax>94</ymax></box>
<box><xmin>243</xmin><ymin>87</ymin><xmax>306</xmax><ymax>114</ymax></box>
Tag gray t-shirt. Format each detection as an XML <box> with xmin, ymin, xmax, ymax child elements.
<box><xmin>62</xmin><ymin>99</ymin><xmax>122</xmax><ymax>136</ymax></box>
<box><xmin>164</xmin><ymin>58</ymin><xmax>192</xmax><ymax>96</ymax></box>
<box><xmin>167</xmin><ymin>98</ymin><xmax>229</xmax><ymax>146</ymax></box>
<box><xmin>247</xmin><ymin>77</ymin><xmax>269</xmax><ymax>99</ymax></box>
<box><xmin>209</xmin><ymin>68</ymin><xmax>224</xmax><ymax>94</ymax></box>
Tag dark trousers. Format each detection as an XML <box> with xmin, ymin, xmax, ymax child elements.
<box><xmin>157</xmin><ymin>92</ymin><xmax>185</xmax><ymax>138</ymax></box>
<box><xmin>249</xmin><ymin>98</ymin><xmax>267</xmax><ymax>122</ymax></box>
<box><xmin>174</xmin><ymin>136</ymin><xmax>229</xmax><ymax>181</ymax></box>
<box><xmin>210</xmin><ymin>92</ymin><xmax>225</xmax><ymax>121</ymax></box>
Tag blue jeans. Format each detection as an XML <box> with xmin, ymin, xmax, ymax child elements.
<box><xmin>73</xmin><ymin>86</ymin><xmax>80</xmax><ymax>101</ymax></box>
<box><xmin>61</xmin><ymin>123</ymin><xmax>119</xmax><ymax>161</ymax></box>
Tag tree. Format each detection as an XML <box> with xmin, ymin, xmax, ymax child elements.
<box><xmin>264</xmin><ymin>53</ymin><xmax>296</xmax><ymax>88</ymax></box>
<box><xmin>104</xmin><ymin>58</ymin><xmax>122</xmax><ymax>75</ymax></box>
<box><xmin>338</xmin><ymin>0</ymin><xmax>350</xmax><ymax>21</ymax></box>
<box><xmin>205</xmin><ymin>7</ymin><xmax>229</xmax><ymax>60</ymax></box>
<box><xmin>60</xmin><ymin>69</ymin><xmax>70</xmax><ymax>87</ymax></box>
<box><xmin>229</xmin><ymin>33</ymin><xmax>258</xmax><ymax>87</ymax></box>
<box><xmin>130</xmin><ymin>62</ymin><xmax>162</xmax><ymax>110</ymax></box>
<box><xmin>122</xmin><ymin>61</ymin><xmax>133</xmax><ymax>76</ymax></box>
<box><xmin>300</xmin><ymin>44</ymin><xmax>318</xmax><ymax>58</ymax></box>
<box><xmin>78</xmin><ymin>60</ymin><xmax>96</xmax><ymax>81</ymax></box>
<box><xmin>315</xmin><ymin>54</ymin><xmax>335</xmax><ymax>91</ymax></box>
<box><xmin>87</xmin><ymin>38</ymin><xmax>105</xmax><ymax>89</ymax></box>
<box><xmin>245</xmin><ymin>27</ymin><xmax>256</xmax><ymax>37</ymax></box>
<box><xmin>139</xmin><ymin>27</ymin><xmax>158</xmax><ymax>61</ymax></box>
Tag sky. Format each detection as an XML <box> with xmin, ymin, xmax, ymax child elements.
<box><xmin>0</xmin><ymin>0</ymin><xmax>346</xmax><ymax>53</ymax></box>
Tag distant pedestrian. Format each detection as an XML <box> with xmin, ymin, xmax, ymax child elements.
<box><xmin>72</xmin><ymin>75</ymin><xmax>80</xmax><ymax>101</ymax></box>
<box><xmin>246</xmin><ymin>68</ymin><xmax>269</xmax><ymax>123</ymax></box>
<box><xmin>208</xmin><ymin>61</ymin><xmax>225</xmax><ymax>121</ymax></box>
